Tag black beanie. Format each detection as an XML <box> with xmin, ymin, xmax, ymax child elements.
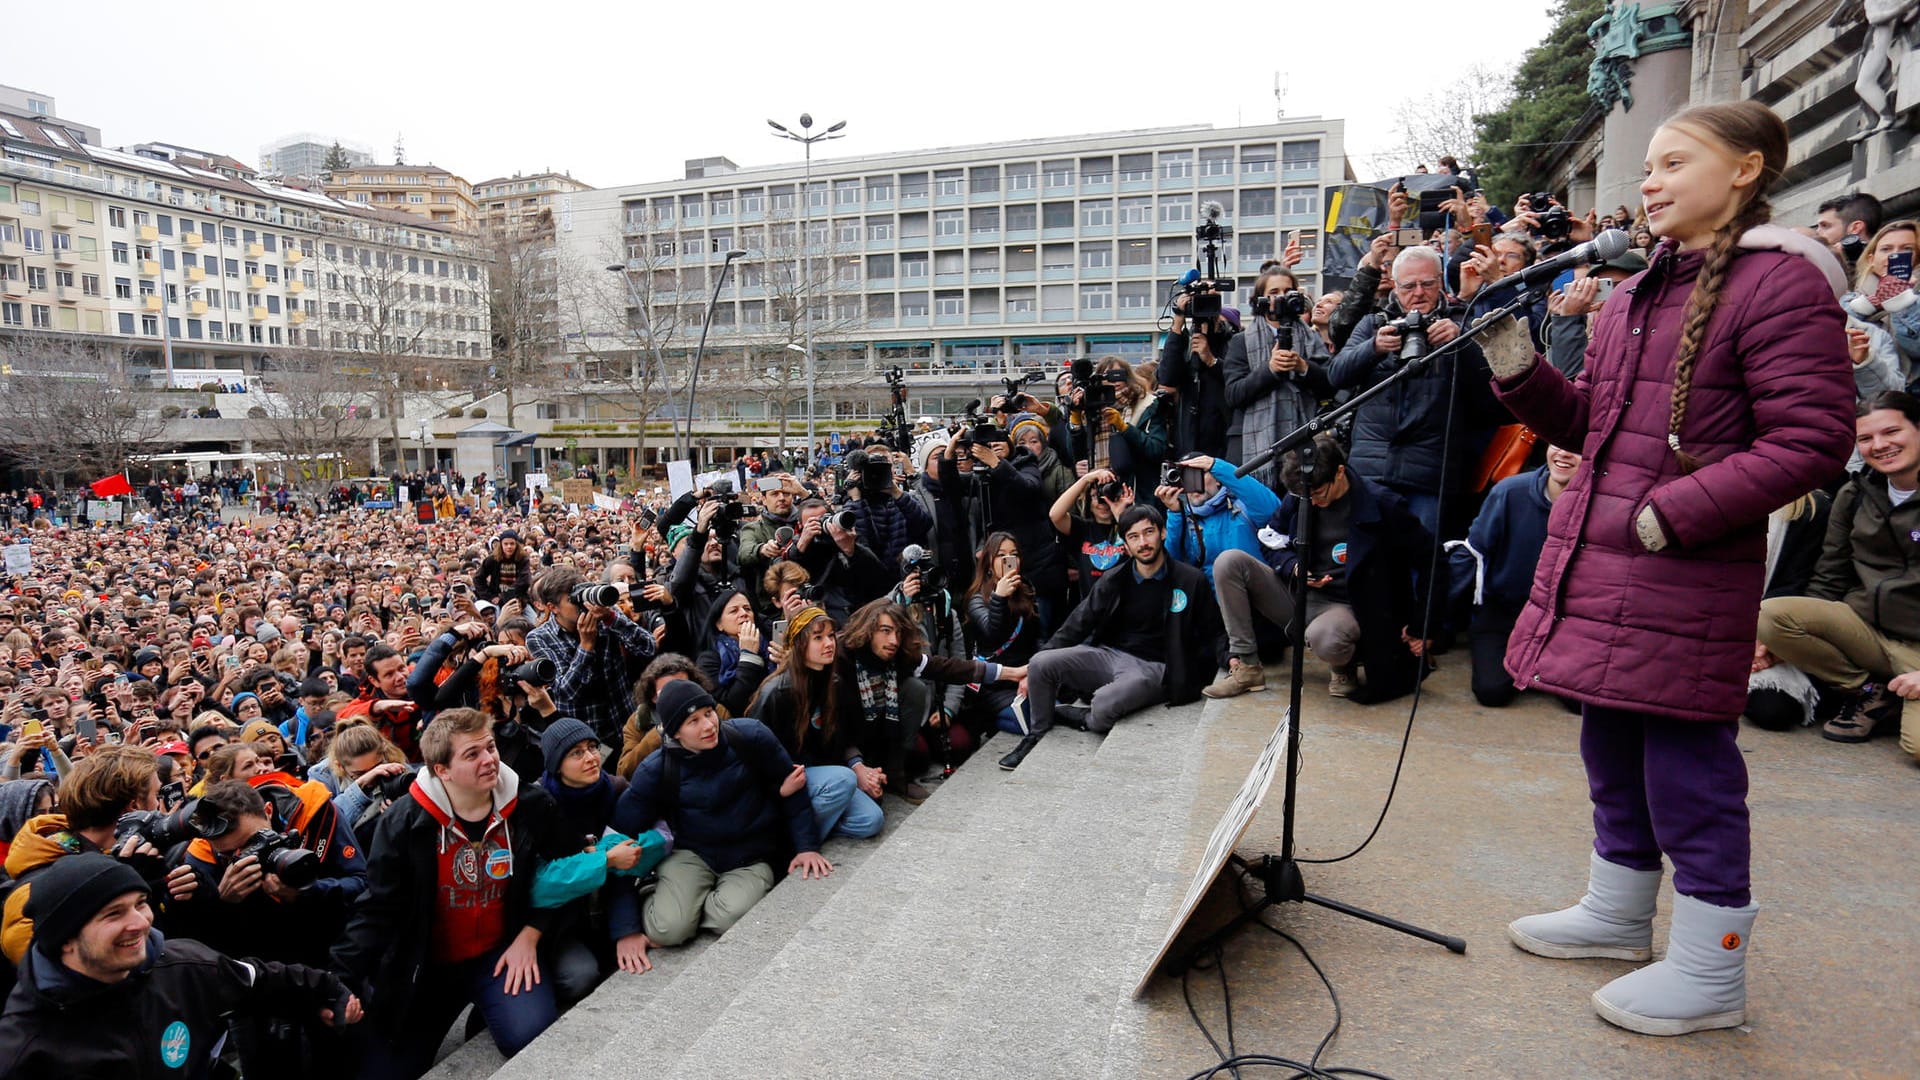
<box><xmin>656</xmin><ymin>679</ymin><xmax>716</xmax><ymax>739</ymax></box>
<box><xmin>25</xmin><ymin>853</ymin><xmax>150</xmax><ymax>959</ymax></box>
<box><xmin>539</xmin><ymin>717</ymin><xmax>598</xmax><ymax>776</ymax></box>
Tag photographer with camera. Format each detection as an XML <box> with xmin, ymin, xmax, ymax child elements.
<box><xmin>1158</xmin><ymin>292</ymin><xmax>1238</xmax><ymax>460</ymax></box>
<box><xmin>946</xmin><ymin>420</ymin><xmax>1069</xmax><ymax>628</ymax></box>
<box><xmin>1083</xmin><ymin>357</ymin><xmax>1169</xmax><ymax>502</ymax></box>
<box><xmin>1225</xmin><ymin>267</ymin><xmax>1332</xmax><ymax>491</ymax></box>
<box><xmin>1329</xmin><ymin>244</ymin><xmax>1506</xmax><ymax>538</ymax></box>
<box><xmin>1156</xmin><ymin>454</ymin><xmax>1282</xmax><ymax>583</ymax></box>
<box><xmin>1050</xmin><ymin>467</ymin><xmax>1136</xmax><ymax>598</ymax></box>
<box><xmin>525</xmin><ymin>565</ymin><xmax>658</xmax><ymax>745</ymax></box>
<box><xmin>2</xmin><ymin>747</ymin><xmax>199</xmax><ymax>970</ymax></box>
<box><xmin>907</xmin><ymin>431</ymin><xmax>977</xmax><ymax>591</ymax></box>
<box><xmin>889</xmin><ymin>544</ymin><xmax>973</xmax><ymax>770</ymax></box>
<box><xmin>1458</xmin><ymin>233</ymin><xmax>1550</xmax><ymax>352</ymax></box>
<box><xmin>840</xmin><ymin>447</ymin><xmax>934</xmax><ymax>569</ymax></box>
<box><xmin>781</xmin><ymin>497</ymin><xmax>892</xmax><ymax>625</ymax></box>
<box><xmin>737</xmin><ymin>474</ymin><xmax>803</xmax><ymax>609</ymax></box>
<box><xmin>663</xmin><ymin>496</ymin><xmax>748</xmax><ymax>654</ymax></box>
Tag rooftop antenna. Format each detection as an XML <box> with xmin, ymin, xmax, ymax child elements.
<box><xmin>1273</xmin><ymin>72</ymin><xmax>1289</xmax><ymax>120</ymax></box>
<box><xmin>393</xmin><ymin>133</ymin><xmax>406</xmax><ymax>166</ymax></box>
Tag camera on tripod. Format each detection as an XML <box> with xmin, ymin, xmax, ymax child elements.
<box><xmin>1253</xmin><ymin>290</ymin><xmax>1309</xmax><ymax>323</ymax></box>
<box><xmin>1383</xmin><ymin>309</ymin><xmax>1432</xmax><ymax>364</ymax></box>
<box><xmin>1186</xmin><ymin>202</ymin><xmax>1238</xmax><ymax>324</ymax></box>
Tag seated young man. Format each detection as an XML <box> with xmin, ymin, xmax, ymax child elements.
<box><xmin>607</xmin><ymin>681</ymin><xmax>830</xmax><ymax>973</ymax></box>
<box><xmin>999</xmin><ymin>504</ymin><xmax>1220</xmax><ymax>771</ymax></box>
<box><xmin>1201</xmin><ymin>434</ymin><xmax>1435</xmax><ymax>703</ymax></box>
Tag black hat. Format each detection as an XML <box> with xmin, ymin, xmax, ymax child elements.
<box><xmin>656</xmin><ymin>679</ymin><xmax>716</xmax><ymax>739</ymax></box>
<box><xmin>24</xmin><ymin>852</ymin><xmax>150</xmax><ymax>959</ymax></box>
<box><xmin>539</xmin><ymin>717</ymin><xmax>598</xmax><ymax>776</ymax></box>
<box><xmin>133</xmin><ymin>647</ymin><xmax>162</xmax><ymax>666</ymax></box>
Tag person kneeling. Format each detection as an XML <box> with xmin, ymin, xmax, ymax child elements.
<box><xmin>1203</xmin><ymin>434</ymin><xmax>1434</xmax><ymax>703</ymax></box>
<box><xmin>999</xmin><ymin>505</ymin><xmax>1220</xmax><ymax>771</ymax></box>
<box><xmin>607</xmin><ymin>682</ymin><xmax>830</xmax><ymax>973</ymax></box>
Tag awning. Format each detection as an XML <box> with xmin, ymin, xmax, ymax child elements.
<box><xmin>875</xmin><ymin>340</ymin><xmax>935</xmax><ymax>350</ymax></box>
<box><xmin>1085</xmin><ymin>334</ymin><xmax>1152</xmax><ymax>343</ymax></box>
<box><xmin>1011</xmin><ymin>336</ymin><xmax>1074</xmax><ymax>344</ymax></box>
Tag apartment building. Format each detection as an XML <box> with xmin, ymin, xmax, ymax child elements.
<box><xmin>475</xmin><ymin>171</ymin><xmax>594</xmax><ymax>235</ymax></box>
<box><xmin>324</xmin><ymin>164</ymin><xmax>478</xmax><ymax>231</ymax></box>
<box><xmin>555</xmin><ymin>120</ymin><xmax>1348</xmax><ymax>457</ymax></box>
<box><xmin>0</xmin><ymin>85</ymin><xmax>99</xmax><ymax>147</ymax></box>
<box><xmin>260</xmin><ymin>133</ymin><xmax>375</xmax><ymax>183</ymax></box>
<box><xmin>0</xmin><ymin>112</ymin><xmax>490</xmax><ymax>385</ymax></box>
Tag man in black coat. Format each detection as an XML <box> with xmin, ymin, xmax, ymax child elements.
<box><xmin>999</xmin><ymin>505</ymin><xmax>1220</xmax><ymax>770</ymax></box>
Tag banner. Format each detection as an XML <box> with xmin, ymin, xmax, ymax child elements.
<box><xmin>524</xmin><ymin>472</ymin><xmax>550</xmax><ymax>493</ymax></box>
<box><xmin>3</xmin><ymin>544</ymin><xmax>31</xmax><ymax>577</ymax></box>
<box><xmin>85</xmin><ymin>500</ymin><xmax>123</xmax><ymax>522</ymax></box>
<box><xmin>592</xmin><ymin>493</ymin><xmax>624</xmax><ymax>512</ymax></box>
<box><xmin>89</xmin><ymin>473</ymin><xmax>134</xmax><ymax>498</ymax></box>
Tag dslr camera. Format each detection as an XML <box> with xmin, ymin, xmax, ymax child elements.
<box><xmin>1253</xmin><ymin>290</ymin><xmax>1310</xmax><ymax>323</ymax></box>
<box><xmin>1383</xmin><ymin>309</ymin><xmax>1432</xmax><ymax>364</ymax></box>
<box><xmin>1530</xmin><ymin>193</ymin><xmax>1572</xmax><ymax>241</ymax></box>
<box><xmin>115</xmin><ymin>802</ymin><xmax>200</xmax><ymax>851</ymax></box>
<box><xmin>232</xmin><ymin>828</ymin><xmax>322</xmax><ymax>889</ymax></box>
<box><xmin>571</xmin><ymin>582</ymin><xmax>622</xmax><ymax>608</ymax></box>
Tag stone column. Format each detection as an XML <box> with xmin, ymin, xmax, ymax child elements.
<box><xmin>1589</xmin><ymin>2</ymin><xmax>1697</xmax><ymax>218</ymax></box>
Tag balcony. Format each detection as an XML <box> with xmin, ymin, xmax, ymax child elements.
<box><xmin>56</xmin><ymin>284</ymin><xmax>81</xmax><ymax>304</ymax></box>
<box><xmin>289</xmin><ymin>310</ymin><xmax>306</xmax><ymax>325</ymax></box>
<box><xmin>49</xmin><ymin>211</ymin><xmax>75</xmax><ymax>230</ymax></box>
<box><xmin>139</xmin><ymin>260</ymin><xmax>161</xmax><ymax>277</ymax></box>
<box><xmin>249</xmin><ymin>306</ymin><xmax>268</xmax><ymax>321</ymax></box>
<box><xmin>248</xmin><ymin>274</ymin><xmax>266</xmax><ymax>289</ymax></box>
<box><xmin>0</xmin><ymin>239</ymin><xmax>21</xmax><ymax>259</ymax></box>
<box><xmin>183</xmin><ymin>266</ymin><xmax>206</xmax><ymax>283</ymax></box>
<box><xmin>53</xmin><ymin>247</ymin><xmax>78</xmax><ymax>266</ymax></box>
<box><xmin>0</xmin><ymin>279</ymin><xmax>24</xmax><ymax>299</ymax></box>
<box><xmin>188</xmin><ymin>299</ymin><xmax>208</xmax><ymax>316</ymax></box>
<box><xmin>246</xmin><ymin>242</ymin><xmax>264</xmax><ymax>258</ymax></box>
<box><xmin>138</xmin><ymin>225</ymin><xmax>159</xmax><ymax>242</ymax></box>
<box><xmin>286</xmin><ymin>280</ymin><xmax>304</xmax><ymax>295</ymax></box>
<box><xmin>284</xmin><ymin>247</ymin><xmax>304</xmax><ymax>264</ymax></box>
<box><xmin>180</xmin><ymin>232</ymin><xmax>202</xmax><ymax>249</ymax></box>
<box><xmin>143</xmin><ymin>295</ymin><xmax>163</xmax><ymax>312</ymax></box>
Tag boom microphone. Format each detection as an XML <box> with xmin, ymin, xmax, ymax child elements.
<box><xmin>1519</xmin><ymin>229</ymin><xmax>1631</xmax><ymax>288</ymax></box>
<box><xmin>1174</xmin><ymin>268</ymin><xmax>1201</xmax><ymax>288</ymax></box>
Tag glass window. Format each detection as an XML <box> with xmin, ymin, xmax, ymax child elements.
<box><xmin>1080</xmin><ymin>156</ymin><xmax>1112</xmax><ymax>185</ymax></box>
<box><xmin>1081</xmin><ymin>243</ymin><xmax>1112</xmax><ymax>270</ymax></box>
<box><xmin>1042</xmin><ymin>202</ymin><xmax>1073</xmax><ymax>229</ymax></box>
<box><xmin>1119</xmin><ymin>240</ymin><xmax>1151</xmax><ymax>267</ymax></box>
<box><xmin>1241</xmin><ymin>188</ymin><xmax>1276</xmax><ymax>216</ymax></box>
<box><xmin>1118</xmin><ymin>154</ymin><xmax>1153</xmax><ymax>182</ymax></box>
<box><xmin>1043</xmin><ymin>160</ymin><xmax>1074</xmax><ymax>188</ymax></box>
<box><xmin>866</xmin><ymin>176</ymin><xmax>894</xmax><ymax>201</ymax></box>
<box><xmin>1006</xmin><ymin>163</ymin><xmax>1037</xmax><ymax>191</ymax></box>
<box><xmin>935</xmin><ymin>170</ymin><xmax>965</xmax><ymax>197</ymax></box>
<box><xmin>1281</xmin><ymin>186</ymin><xmax>1319</xmax><ymax>217</ymax></box>
<box><xmin>970</xmin><ymin>207</ymin><xmax>1000</xmax><ymax>234</ymax></box>
<box><xmin>934</xmin><ymin>291</ymin><xmax>963</xmax><ymax>315</ymax></box>
<box><xmin>1242</xmin><ymin>144</ymin><xmax>1277</xmax><ymax>176</ymax></box>
<box><xmin>934</xmin><ymin>210</ymin><xmax>964</xmax><ymax>237</ymax></box>
<box><xmin>835</xmin><ymin>179</ymin><xmax>861</xmax><ymax>206</ymax></box>
<box><xmin>900</xmin><ymin>291</ymin><xmax>929</xmax><ymax>317</ymax></box>
<box><xmin>899</xmin><ymin>173</ymin><xmax>929</xmax><ymax>198</ymax></box>
<box><xmin>1282</xmin><ymin>141</ymin><xmax>1321</xmax><ymax>176</ymax></box>
<box><xmin>711</xmin><ymin>192</ymin><xmax>734</xmax><ymax>216</ymax></box>
<box><xmin>1080</xmin><ymin>284</ymin><xmax>1113</xmax><ymax>312</ymax></box>
<box><xmin>1006</xmin><ymin>204</ymin><xmax>1037</xmax><ymax>231</ymax></box>
<box><xmin>1081</xmin><ymin>200</ymin><xmax>1112</xmax><ymax>228</ymax></box>
<box><xmin>1160</xmin><ymin>151</ymin><xmax>1193</xmax><ymax>180</ymax></box>
<box><xmin>867</xmin><ymin>217</ymin><xmax>895</xmax><ymax>241</ymax></box>
<box><xmin>1159</xmin><ymin>195</ymin><xmax>1193</xmax><ymax>224</ymax></box>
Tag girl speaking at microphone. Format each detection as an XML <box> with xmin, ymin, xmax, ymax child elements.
<box><xmin>1475</xmin><ymin>102</ymin><xmax>1854</xmax><ymax>1036</ymax></box>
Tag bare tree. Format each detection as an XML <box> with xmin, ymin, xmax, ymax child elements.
<box><xmin>0</xmin><ymin>337</ymin><xmax>165</xmax><ymax>487</ymax></box>
<box><xmin>248</xmin><ymin>352</ymin><xmax>379</xmax><ymax>494</ymax></box>
<box><xmin>555</xmin><ymin>231</ymin><xmax>684</xmax><ymax>473</ymax></box>
<box><xmin>1366</xmin><ymin>63</ymin><xmax>1516</xmax><ymax>177</ymax></box>
<box><xmin>482</xmin><ymin>212</ymin><xmax>566</xmax><ymax>429</ymax></box>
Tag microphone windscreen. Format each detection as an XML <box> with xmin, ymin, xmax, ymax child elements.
<box><xmin>1593</xmin><ymin>229</ymin><xmax>1631</xmax><ymax>260</ymax></box>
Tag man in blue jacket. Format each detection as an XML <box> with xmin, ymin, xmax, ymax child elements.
<box><xmin>608</xmin><ymin>681</ymin><xmax>828</xmax><ymax>974</ymax></box>
<box><xmin>1157</xmin><ymin>455</ymin><xmax>1282</xmax><ymax>583</ymax></box>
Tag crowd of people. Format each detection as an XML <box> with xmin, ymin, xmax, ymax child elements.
<box><xmin>0</xmin><ymin>107</ymin><xmax>1913</xmax><ymax>1074</ymax></box>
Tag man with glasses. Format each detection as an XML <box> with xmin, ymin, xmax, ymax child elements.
<box><xmin>1328</xmin><ymin>244</ymin><xmax>1506</xmax><ymax>539</ymax></box>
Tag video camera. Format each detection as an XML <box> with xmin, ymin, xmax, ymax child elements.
<box><xmin>1070</xmin><ymin>357</ymin><xmax>1130</xmax><ymax>412</ymax></box>
<box><xmin>704</xmin><ymin>479</ymin><xmax>761</xmax><ymax>536</ymax></box>
<box><xmin>1185</xmin><ymin>202</ymin><xmax>1238</xmax><ymax>324</ymax></box>
<box><xmin>997</xmin><ymin>370</ymin><xmax>1046</xmax><ymax>406</ymax></box>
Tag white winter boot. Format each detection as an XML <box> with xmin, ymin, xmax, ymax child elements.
<box><xmin>1592</xmin><ymin>892</ymin><xmax>1757</xmax><ymax>1036</ymax></box>
<box><xmin>1507</xmin><ymin>851</ymin><xmax>1660</xmax><ymax>961</ymax></box>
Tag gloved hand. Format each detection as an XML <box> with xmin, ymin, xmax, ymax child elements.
<box><xmin>1476</xmin><ymin>314</ymin><xmax>1537</xmax><ymax>381</ymax></box>
<box><xmin>1635</xmin><ymin>504</ymin><xmax>1669</xmax><ymax>552</ymax></box>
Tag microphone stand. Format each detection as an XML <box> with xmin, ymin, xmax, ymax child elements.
<box><xmin>1167</xmin><ymin>288</ymin><xmax>1542</xmax><ymax>971</ymax></box>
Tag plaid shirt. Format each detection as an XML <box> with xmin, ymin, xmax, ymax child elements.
<box><xmin>525</xmin><ymin>611</ymin><xmax>656</xmax><ymax>739</ymax></box>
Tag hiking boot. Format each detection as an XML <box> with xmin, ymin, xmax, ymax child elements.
<box><xmin>890</xmin><ymin>779</ymin><xmax>931</xmax><ymax>805</ymax></box>
<box><xmin>1053</xmin><ymin>703</ymin><xmax>1092</xmax><ymax>731</ymax></box>
<box><xmin>998</xmin><ymin>730</ymin><xmax>1044</xmax><ymax>771</ymax></box>
<box><xmin>1823</xmin><ymin>681</ymin><xmax>1900</xmax><ymax>742</ymax></box>
<box><xmin>1203</xmin><ymin>660</ymin><xmax>1267</xmax><ymax>699</ymax></box>
<box><xmin>1328</xmin><ymin>666</ymin><xmax>1358</xmax><ymax>698</ymax></box>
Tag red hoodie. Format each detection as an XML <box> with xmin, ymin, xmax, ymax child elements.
<box><xmin>409</xmin><ymin>769</ymin><xmax>520</xmax><ymax>964</ymax></box>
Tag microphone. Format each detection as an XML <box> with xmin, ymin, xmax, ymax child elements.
<box><xmin>1518</xmin><ymin>229</ymin><xmax>1631</xmax><ymax>288</ymax></box>
<box><xmin>962</xmin><ymin>398</ymin><xmax>980</xmax><ymax>415</ymax></box>
<box><xmin>1174</xmin><ymin>268</ymin><xmax>1200</xmax><ymax>288</ymax></box>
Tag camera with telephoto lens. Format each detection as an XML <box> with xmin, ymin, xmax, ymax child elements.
<box><xmin>115</xmin><ymin>802</ymin><xmax>200</xmax><ymax>851</ymax></box>
<box><xmin>371</xmin><ymin>768</ymin><xmax>416</xmax><ymax>802</ymax></box>
<box><xmin>232</xmin><ymin>828</ymin><xmax>321</xmax><ymax>889</ymax></box>
<box><xmin>571</xmin><ymin>582</ymin><xmax>622</xmax><ymax>608</ymax></box>
<box><xmin>1384</xmin><ymin>309</ymin><xmax>1432</xmax><ymax>364</ymax></box>
<box><xmin>829</xmin><ymin>509</ymin><xmax>857</xmax><ymax>535</ymax></box>
<box><xmin>507</xmin><ymin>657</ymin><xmax>556</xmax><ymax>686</ymax></box>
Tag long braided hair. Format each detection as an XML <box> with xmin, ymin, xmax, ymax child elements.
<box><xmin>1659</xmin><ymin>103</ymin><xmax>1789</xmax><ymax>474</ymax></box>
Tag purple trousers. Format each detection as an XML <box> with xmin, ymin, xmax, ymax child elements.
<box><xmin>1580</xmin><ymin>706</ymin><xmax>1751</xmax><ymax>907</ymax></box>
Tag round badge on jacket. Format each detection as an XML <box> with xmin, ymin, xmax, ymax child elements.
<box><xmin>1332</xmin><ymin>542</ymin><xmax>1349</xmax><ymax>565</ymax></box>
<box><xmin>160</xmin><ymin>1020</ymin><xmax>191</xmax><ymax>1068</ymax></box>
<box><xmin>1170</xmin><ymin>588</ymin><xmax>1189</xmax><ymax>613</ymax></box>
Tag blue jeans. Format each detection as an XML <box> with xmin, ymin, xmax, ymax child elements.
<box><xmin>358</xmin><ymin>942</ymin><xmax>560</xmax><ymax>1080</ymax></box>
<box><xmin>1391</xmin><ymin>485</ymin><xmax>1442</xmax><ymax>540</ymax></box>
<box><xmin>805</xmin><ymin>764</ymin><xmax>883</xmax><ymax>842</ymax></box>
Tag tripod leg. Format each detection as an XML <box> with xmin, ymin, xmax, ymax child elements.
<box><xmin>1301</xmin><ymin>891</ymin><xmax>1468</xmax><ymax>953</ymax></box>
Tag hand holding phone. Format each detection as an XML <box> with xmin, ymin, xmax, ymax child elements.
<box><xmin>1889</xmin><ymin>250</ymin><xmax>1913</xmax><ymax>282</ymax></box>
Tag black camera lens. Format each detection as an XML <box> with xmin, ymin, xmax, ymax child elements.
<box><xmin>507</xmin><ymin>657</ymin><xmax>556</xmax><ymax>685</ymax></box>
<box><xmin>1097</xmin><ymin>481</ymin><xmax>1127</xmax><ymax>501</ymax></box>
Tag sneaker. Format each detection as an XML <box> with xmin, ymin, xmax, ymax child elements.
<box><xmin>1823</xmin><ymin>681</ymin><xmax>1900</xmax><ymax>742</ymax></box>
<box><xmin>1328</xmin><ymin>666</ymin><xmax>1357</xmax><ymax>699</ymax></box>
<box><xmin>1203</xmin><ymin>660</ymin><xmax>1267</xmax><ymax>699</ymax></box>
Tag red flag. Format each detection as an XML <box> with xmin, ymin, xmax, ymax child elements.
<box><xmin>89</xmin><ymin>473</ymin><xmax>133</xmax><ymax>498</ymax></box>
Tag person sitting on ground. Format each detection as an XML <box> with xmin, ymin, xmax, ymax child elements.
<box><xmin>695</xmin><ymin>589</ymin><xmax>777</xmax><ymax>719</ymax></box>
<box><xmin>607</xmin><ymin>681</ymin><xmax>828</xmax><ymax>975</ymax></box>
<box><xmin>748</xmin><ymin>608</ymin><xmax>884</xmax><ymax>843</ymax></box>
<box><xmin>1201</xmin><ymin>435</ymin><xmax>1434</xmax><ymax>704</ymax></box>
<box><xmin>1157</xmin><ymin>454</ymin><xmax>1283</xmax><ymax>583</ymax></box>
<box><xmin>961</xmin><ymin>532</ymin><xmax>1047</xmax><ymax>740</ymax></box>
<box><xmin>1741</xmin><ymin>491</ymin><xmax>1832</xmax><ymax>732</ymax></box>
<box><xmin>1000</xmin><ymin>505</ymin><xmax>1219</xmax><ymax>771</ymax></box>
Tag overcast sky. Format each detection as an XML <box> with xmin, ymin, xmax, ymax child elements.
<box><xmin>8</xmin><ymin>0</ymin><xmax>1554</xmax><ymax>188</ymax></box>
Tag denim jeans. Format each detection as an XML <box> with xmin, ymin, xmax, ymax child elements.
<box><xmin>805</xmin><ymin>764</ymin><xmax>884</xmax><ymax>842</ymax></box>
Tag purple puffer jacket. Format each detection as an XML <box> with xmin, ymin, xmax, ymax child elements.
<box><xmin>1494</xmin><ymin>234</ymin><xmax>1854</xmax><ymax>721</ymax></box>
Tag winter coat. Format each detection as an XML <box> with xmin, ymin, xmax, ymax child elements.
<box><xmin>0</xmin><ymin>932</ymin><xmax>347</xmax><ymax>1080</ymax></box>
<box><xmin>1224</xmin><ymin>316</ymin><xmax>1332</xmax><ymax>492</ymax></box>
<box><xmin>910</xmin><ymin>473</ymin><xmax>974</xmax><ymax>590</ymax></box>
<box><xmin>1328</xmin><ymin>263</ymin><xmax>1388</xmax><ymax>353</ymax></box>
<box><xmin>330</xmin><ymin>765</ymin><xmax>575</xmax><ymax>1036</ymax></box>
<box><xmin>1494</xmin><ymin>232</ymin><xmax>1856</xmax><ymax>721</ymax></box>
<box><xmin>1164</xmin><ymin>459</ymin><xmax>1284</xmax><ymax>582</ymax></box>
<box><xmin>1329</xmin><ymin>301</ymin><xmax>1506</xmax><ymax>496</ymax></box>
<box><xmin>846</xmin><ymin>490</ymin><xmax>932</xmax><ymax>568</ymax></box>
<box><xmin>1266</xmin><ymin>475</ymin><xmax>1436</xmax><ymax>704</ymax></box>
<box><xmin>1043</xmin><ymin>557</ymin><xmax>1221</xmax><ymax>706</ymax></box>
<box><xmin>1808</xmin><ymin>470</ymin><xmax>1920</xmax><ymax>640</ymax></box>
<box><xmin>1157</xmin><ymin>328</ymin><xmax>1232</xmax><ymax>459</ymax></box>
<box><xmin>1107</xmin><ymin>395</ymin><xmax>1172</xmax><ymax>500</ymax></box>
<box><xmin>976</xmin><ymin>450</ymin><xmax>1066</xmax><ymax>598</ymax></box>
<box><xmin>1448</xmin><ymin>465</ymin><xmax>1556</xmax><ymax>626</ymax></box>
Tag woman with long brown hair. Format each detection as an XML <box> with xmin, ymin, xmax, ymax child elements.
<box><xmin>748</xmin><ymin>608</ymin><xmax>883</xmax><ymax>842</ymax></box>
<box><xmin>960</xmin><ymin>532</ymin><xmax>1044</xmax><ymax>739</ymax></box>
<box><xmin>1481</xmin><ymin>101</ymin><xmax>1854</xmax><ymax>1035</ymax></box>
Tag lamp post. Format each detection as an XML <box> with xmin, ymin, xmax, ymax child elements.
<box><xmin>784</xmin><ymin>342</ymin><xmax>809</xmax><ymax>460</ymax></box>
<box><xmin>767</xmin><ymin>113</ymin><xmax>845</xmax><ymax>460</ymax></box>
<box><xmin>683</xmin><ymin>249</ymin><xmax>747</xmax><ymax>463</ymax></box>
<box><xmin>603</xmin><ymin>262</ymin><xmax>647</xmax><ymax>386</ymax></box>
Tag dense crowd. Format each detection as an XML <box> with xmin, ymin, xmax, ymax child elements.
<box><xmin>0</xmin><ymin>156</ymin><xmax>1913</xmax><ymax>1076</ymax></box>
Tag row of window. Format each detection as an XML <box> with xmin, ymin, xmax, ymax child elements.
<box><xmin>624</xmin><ymin>142</ymin><xmax>1326</xmax><ymax>225</ymax></box>
<box><xmin>634</xmin><ymin>278</ymin><xmax>1315</xmax><ymax>325</ymax></box>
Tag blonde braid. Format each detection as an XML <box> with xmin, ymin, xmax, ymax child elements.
<box><xmin>1666</xmin><ymin>199</ymin><xmax>1772</xmax><ymax>474</ymax></box>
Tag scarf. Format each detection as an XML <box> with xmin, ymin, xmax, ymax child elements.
<box><xmin>855</xmin><ymin>656</ymin><xmax>901</xmax><ymax>734</ymax></box>
<box><xmin>715</xmin><ymin>633</ymin><xmax>742</xmax><ymax>688</ymax></box>
<box><xmin>539</xmin><ymin>770</ymin><xmax>617</xmax><ymax>840</ymax></box>
<box><xmin>1188</xmin><ymin>485</ymin><xmax>1235</xmax><ymax>519</ymax></box>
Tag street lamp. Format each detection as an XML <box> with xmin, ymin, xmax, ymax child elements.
<box><xmin>784</xmin><ymin>342</ymin><xmax>811</xmax><ymax>461</ymax></box>
<box><xmin>604</xmin><ymin>262</ymin><xmax>647</xmax><ymax>385</ymax></box>
<box><xmin>682</xmin><ymin>249</ymin><xmax>748</xmax><ymax>462</ymax></box>
<box><xmin>767</xmin><ymin>113</ymin><xmax>846</xmax><ymax>458</ymax></box>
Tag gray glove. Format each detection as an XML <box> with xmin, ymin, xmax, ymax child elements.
<box><xmin>1477</xmin><ymin>313</ymin><xmax>1537</xmax><ymax>381</ymax></box>
<box><xmin>1635</xmin><ymin>505</ymin><xmax>1669</xmax><ymax>552</ymax></box>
